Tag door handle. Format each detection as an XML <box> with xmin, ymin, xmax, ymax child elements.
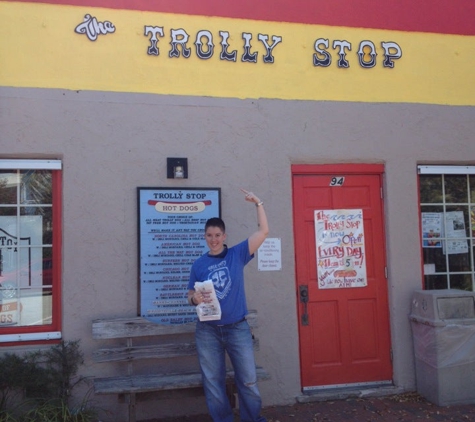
<box><xmin>299</xmin><ymin>285</ymin><xmax>309</xmax><ymax>326</ymax></box>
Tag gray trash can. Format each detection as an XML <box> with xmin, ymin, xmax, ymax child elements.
<box><xmin>409</xmin><ymin>289</ymin><xmax>475</xmax><ymax>406</ymax></box>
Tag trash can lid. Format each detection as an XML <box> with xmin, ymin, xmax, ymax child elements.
<box><xmin>411</xmin><ymin>289</ymin><xmax>475</xmax><ymax>322</ymax></box>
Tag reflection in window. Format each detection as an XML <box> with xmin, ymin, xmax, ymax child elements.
<box><xmin>0</xmin><ymin>161</ymin><xmax>60</xmax><ymax>340</ymax></box>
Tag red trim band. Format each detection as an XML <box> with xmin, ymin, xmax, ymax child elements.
<box><xmin>10</xmin><ymin>0</ymin><xmax>475</xmax><ymax>36</ymax></box>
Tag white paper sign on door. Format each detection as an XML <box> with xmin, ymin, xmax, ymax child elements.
<box><xmin>314</xmin><ymin>209</ymin><xmax>367</xmax><ymax>289</ymax></box>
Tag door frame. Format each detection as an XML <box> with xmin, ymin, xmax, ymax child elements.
<box><xmin>292</xmin><ymin>163</ymin><xmax>385</xmax><ymax>176</ymax></box>
<box><xmin>291</xmin><ymin>162</ymin><xmax>391</xmax><ymax>389</ymax></box>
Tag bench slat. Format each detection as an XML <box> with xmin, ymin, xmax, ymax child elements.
<box><xmin>93</xmin><ymin>338</ymin><xmax>260</xmax><ymax>363</ymax></box>
<box><xmin>92</xmin><ymin>310</ymin><xmax>258</xmax><ymax>339</ymax></box>
<box><xmin>93</xmin><ymin>342</ymin><xmax>196</xmax><ymax>363</ymax></box>
<box><xmin>94</xmin><ymin>367</ymin><xmax>270</xmax><ymax>395</ymax></box>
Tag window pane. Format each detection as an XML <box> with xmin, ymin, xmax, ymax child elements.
<box><xmin>2</xmin><ymin>247</ymin><xmax>44</xmax><ymax>288</ymax></box>
<box><xmin>420</xmin><ymin>175</ymin><xmax>443</xmax><ymax>203</ymax></box>
<box><xmin>0</xmin><ymin>171</ymin><xmax>18</xmax><ymax>205</ymax></box>
<box><xmin>445</xmin><ymin>206</ymin><xmax>470</xmax><ymax>256</ymax></box>
<box><xmin>42</xmin><ymin>247</ymin><xmax>53</xmax><ymax>288</ymax></box>
<box><xmin>19</xmin><ymin>207</ymin><xmax>53</xmax><ymax>245</ymax></box>
<box><xmin>0</xmin><ymin>245</ymin><xmax>19</xmax><ymax>300</ymax></box>
<box><xmin>425</xmin><ymin>274</ymin><xmax>448</xmax><ymax>290</ymax></box>
<box><xmin>471</xmin><ymin>206</ymin><xmax>475</xmax><ymax>238</ymax></box>
<box><xmin>0</xmin><ymin>212</ymin><xmax>19</xmax><ymax>250</ymax></box>
<box><xmin>42</xmin><ymin>287</ymin><xmax>53</xmax><ymax>325</ymax></box>
<box><xmin>16</xmin><ymin>287</ymin><xmax>53</xmax><ymax>326</ymax></box>
<box><xmin>448</xmin><ymin>252</ymin><xmax>471</xmax><ymax>272</ymax></box>
<box><xmin>450</xmin><ymin>273</ymin><xmax>473</xmax><ymax>291</ymax></box>
<box><xmin>470</xmin><ymin>176</ymin><xmax>475</xmax><ymax>203</ymax></box>
<box><xmin>423</xmin><ymin>248</ymin><xmax>447</xmax><ymax>272</ymax></box>
<box><xmin>0</xmin><ymin>246</ymin><xmax>52</xmax><ymax>289</ymax></box>
<box><xmin>444</xmin><ymin>175</ymin><xmax>468</xmax><ymax>204</ymax></box>
<box><xmin>20</xmin><ymin>170</ymin><xmax>52</xmax><ymax>205</ymax></box>
<box><xmin>421</xmin><ymin>205</ymin><xmax>444</xmax><ymax>214</ymax></box>
<box><xmin>446</xmin><ymin>205</ymin><xmax>469</xmax><ymax>234</ymax></box>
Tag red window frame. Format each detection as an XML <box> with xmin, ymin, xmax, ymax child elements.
<box><xmin>0</xmin><ymin>166</ymin><xmax>62</xmax><ymax>345</ymax></box>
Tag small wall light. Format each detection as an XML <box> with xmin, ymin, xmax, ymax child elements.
<box><xmin>167</xmin><ymin>157</ymin><xmax>188</xmax><ymax>179</ymax></box>
<box><xmin>174</xmin><ymin>166</ymin><xmax>184</xmax><ymax>178</ymax></box>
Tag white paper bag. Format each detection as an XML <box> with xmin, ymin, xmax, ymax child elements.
<box><xmin>194</xmin><ymin>280</ymin><xmax>222</xmax><ymax>321</ymax></box>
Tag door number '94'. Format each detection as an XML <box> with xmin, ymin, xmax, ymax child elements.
<box><xmin>329</xmin><ymin>177</ymin><xmax>345</xmax><ymax>186</ymax></box>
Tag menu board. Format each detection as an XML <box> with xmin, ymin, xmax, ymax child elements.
<box><xmin>138</xmin><ymin>187</ymin><xmax>220</xmax><ymax>324</ymax></box>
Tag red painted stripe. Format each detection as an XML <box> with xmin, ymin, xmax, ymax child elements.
<box><xmin>148</xmin><ymin>200</ymin><xmax>212</xmax><ymax>206</ymax></box>
<box><xmin>10</xmin><ymin>0</ymin><xmax>475</xmax><ymax>36</ymax></box>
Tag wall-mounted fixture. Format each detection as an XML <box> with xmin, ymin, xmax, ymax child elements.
<box><xmin>167</xmin><ymin>157</ymin><xmax>188</xmax><ymax>179</ymax></box>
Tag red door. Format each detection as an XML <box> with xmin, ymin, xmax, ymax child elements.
<box><xmin>292</xmin><ymin>164</ymin><xmax>392</xmax><ymax>390</ymax></box>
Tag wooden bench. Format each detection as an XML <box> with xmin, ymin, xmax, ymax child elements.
<box><xmin>92</xmin><ymin>311</ymin><xmax>270</xmax><ymax>422</ymax></box>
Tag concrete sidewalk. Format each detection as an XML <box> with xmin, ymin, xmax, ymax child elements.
<box><xmin>261</xmin><ymin>392</ymin><xmax>475</xmax><ymax>421</ymax></box>
<box><xmin>151</xmin><ymin>388</ymin><xmax>475</xmax><ymax>422</ymax></box>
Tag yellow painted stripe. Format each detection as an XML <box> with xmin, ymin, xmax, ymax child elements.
<box><xmin>1</xmin><ymin>2</ymin><xmax>474</xmax><ymax>105</ymax></box>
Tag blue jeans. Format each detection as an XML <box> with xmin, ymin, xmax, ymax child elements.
<box><xmin>195</xmin><ymin>319</ymin><xmax>267</xmax><ymax>422</ymax></box>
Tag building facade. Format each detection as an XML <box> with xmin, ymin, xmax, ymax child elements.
<box><xmin>1</xmin><ymin>0</ymin><xmax>474</xmax><ymax>420</ymax></box>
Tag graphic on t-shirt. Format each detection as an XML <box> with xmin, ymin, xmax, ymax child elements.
<box><xmin>210</xmin><ymin>267</ymin><xmax>231</xmax><ymax>299</ymax></box>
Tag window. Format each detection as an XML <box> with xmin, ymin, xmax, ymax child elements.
<box><xmin>0</xmin><ymin>160</ymin><xmax>62</xmax><ymax>343</ymax></box>
<box><xmin>419</xmin><ymin>165</ymin><xmax>475</xmax><ymax>291</ymax></box>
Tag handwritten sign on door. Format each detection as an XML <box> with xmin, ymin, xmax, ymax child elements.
<box><xmin>314</xmin><ymin>209</ymin><xmax>367</xmax><ymax>289</ymax></box>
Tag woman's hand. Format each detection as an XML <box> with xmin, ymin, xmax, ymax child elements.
<box><xmin>240</xmin><ymin>188</ymin><xmax>261</xmax><ymax>205</ymax></box>
<box><xmin>190</xmin><ymin>290</ymin><xmax>210</xmax><ymax>305</ymax></box>
<box><xmin>240</xmin><ymin>188</ymin><xmax>268</xmax><ymax>255</ymax></box>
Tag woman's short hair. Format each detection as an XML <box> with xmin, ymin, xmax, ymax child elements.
<box><xmin>205</xmin><ymin>217</ymin><xmax>225</xmax><ymax>233</ymax></box>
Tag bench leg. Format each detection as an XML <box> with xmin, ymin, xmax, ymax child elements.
<box><xmin>127</xmin><ymin>393</ymin><xmax>136</xmax><ymax>422</ymax></box>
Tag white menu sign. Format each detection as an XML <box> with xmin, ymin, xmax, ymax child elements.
<box><xmin>138</xmin><ymin>187</ymin><xmax>220</xmax><ymax>324</ymax></box>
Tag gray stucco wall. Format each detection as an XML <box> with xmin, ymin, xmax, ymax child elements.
<box><xmin>1</xmin><ymin>87</ymin><xmax>474</xmax><ymax>420</ymax></box>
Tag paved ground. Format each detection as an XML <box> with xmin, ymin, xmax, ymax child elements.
<box><xmin>149</xmin><ymin>392</ymin><xmax>475</xmax><ymax>422</ymax></box>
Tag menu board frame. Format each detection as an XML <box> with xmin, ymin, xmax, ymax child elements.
<box><xmin>137</xmin><ymin>187</ymin><xmax>221</xmax><ymax>324</ymax></box>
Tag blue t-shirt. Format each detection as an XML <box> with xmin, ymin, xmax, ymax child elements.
<box><xmin>188</xmin><ymin>239</ymin><xmax>253</xmax><ymax>325</ymax></box>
